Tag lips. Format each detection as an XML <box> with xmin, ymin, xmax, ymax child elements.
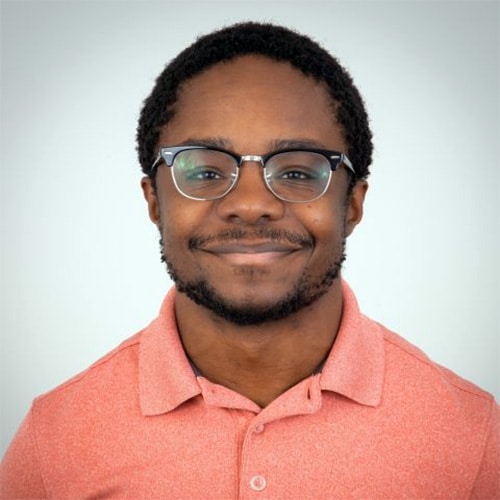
<box><xmin>192</xmin><ymin>235</ymin><xmax>310</xmax><ymax>267</ymax></box>
<box><xmin>189</xmin><ymin>229</ymin><xmax>313</xmax><ymax>252</ymax></box>
<box><xmin>202</xmin><ymin>241</ymin><xmax>303</xmax><ymax>254</ymax></box>
<box><xmin>201</xmin><ymin>244</ymin><xmax>302</xmax><ymax>267</ymax></box>
<box><xmin>189</xmin><ymin>229</ymin><xmax>313</xmax><ymax>266</ymax></box>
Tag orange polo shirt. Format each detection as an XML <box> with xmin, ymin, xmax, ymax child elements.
<box><xmin>1</xmin><ymin>282</ymin><xmax>499</xmax><ymax>499</ymax></box>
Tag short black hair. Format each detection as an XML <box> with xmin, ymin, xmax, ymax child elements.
<box><xmin>137</xmin><ymin>22</ymin><xmax>373</xmax><ymax>181</ymax></box>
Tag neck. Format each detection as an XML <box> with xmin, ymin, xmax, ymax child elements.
<box><xmin>174</xmin><ymin>280</ymin><xmax>344</xmax><ymax>408</ymax></box>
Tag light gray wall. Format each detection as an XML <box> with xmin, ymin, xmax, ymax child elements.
<box><xmin>1</xmin><ymin>1</ymin><xmax>499</xmax><ymax>455</ymax></box>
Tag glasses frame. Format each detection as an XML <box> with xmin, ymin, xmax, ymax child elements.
<box><xmin>151</xmin><ymin>145</ymin><xmax>355</xmax><ymax>202</ymax></box>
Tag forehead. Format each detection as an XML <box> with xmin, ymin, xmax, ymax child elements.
<box><xmin>160</xmin><ymin>55</ymin><xmax>345</xmax><ymax>152</ymax></box>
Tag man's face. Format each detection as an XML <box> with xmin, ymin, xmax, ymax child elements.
<box><xmin>142</xmin><ymin>55</ymin><xmax>366</xmax><ymax>325</ymax></box>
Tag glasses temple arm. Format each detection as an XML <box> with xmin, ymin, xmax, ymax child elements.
<box><xmin>341</xmin><ymin>154</ymin><xmax>355</xmax><ymax>175</ymax></box>
<box><xmin>150</xmin><ymin>152</ymin><xmax>163</xmax><ymax>173</ymax></box>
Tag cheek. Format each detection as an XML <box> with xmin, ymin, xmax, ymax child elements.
<box><xmin>158</xmin><ymin>197</ymin><xmax>213</xmax><ymax>247</ymax></box>
<box><xmin>313</xmin><ymin>221</ymin><xmax>347</xmax><ymax>254</ymax></box>
<box><xmin>298</xmin><ymin>203</ymin><xmax>343</xmax><ymax>238</ymax></box>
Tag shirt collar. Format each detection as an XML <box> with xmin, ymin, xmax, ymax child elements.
<box><xmin>139</xmin><ymin>288</ymin><xmax>201</xmax><ymax>416</ymax></box>
<box><xmin>319</xmin><ymin>280</ymin><xmax>385</xmax><ymax>407</ymax></box>
<box><xmin>139</xmin><ymin>280</ymin><xmax>385</xmax><ymax>416</ymax></box>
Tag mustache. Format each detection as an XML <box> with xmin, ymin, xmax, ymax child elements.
<box><xmin>188</xmin><ymin>228</ymin><xmax>314</xmax><ymax>250</ymax></box>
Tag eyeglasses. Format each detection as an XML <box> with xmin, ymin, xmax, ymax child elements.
<box><xmin>151</xmin><ymin>145</ymin><xmax>355</xmax><ymax>203</ymax></box>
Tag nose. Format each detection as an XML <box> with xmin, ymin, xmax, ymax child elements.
<box><xmin>215</xmin><ymin>161</ymin><xmax>286</xmax><ymax>223</ymax></box>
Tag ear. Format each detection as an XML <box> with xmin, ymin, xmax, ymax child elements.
<box><xmin>141</xmin><ymin>176</ymin><xmax>161</xmax><ymax>225</ymax></box>
<box><xmin>344</xmin><ymin>180</ymin><xmax>368</xmax><ymax>237</ymax></box>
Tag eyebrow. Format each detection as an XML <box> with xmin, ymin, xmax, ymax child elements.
<box><xmin>173</xmin><ymin>137</ymin><xmax>331</xmax><ymax>153</ymax></box>
<box><xmin>174</xmin><ymin>137</ymin><xmax>231</xmax><ymax>149</ymax></box>
<box><xmin>269</xmin><ymin>138</ymin><xmax>331</xmax><ymax>151</ymax></box>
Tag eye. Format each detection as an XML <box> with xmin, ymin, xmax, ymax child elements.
<box><xmin>175</xmin><ymin>150</ymin><xmax>236</xmax><ymax>183</ymax></box>
<box><xmin>266</xmin><ymin>151</ymin><xmax>330</xmax><ymax>184</ymax></box>
<box><xmin>273</xmin><ymin>165</ymin><xmax>321</xmax><ymax>182</ymax></box>
<box><xmin>185</xmin><ymin>166</ymin><xmax>224</xmax><ymax>181</ymax></box>
<box><xmin>278</xmin><ymin>168</ymin><xmax>316</xmax><ymax>180</ymax></box>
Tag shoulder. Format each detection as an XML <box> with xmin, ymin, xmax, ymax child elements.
<box><xmin>381</xmin><ymin>322</ymin><xmax>493</xmax><ymax>400</ymax></box>
<box><xmin>31</xmin><ymin>331</ymin><xmax>144</xmax><ymax>417</ymax></box>
<box><xmin>374</xmin><ymin>318</ymin><xmax>496</xmax><ymax>431</ymax></box>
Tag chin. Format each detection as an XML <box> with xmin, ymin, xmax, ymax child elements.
<box><xmin>164</xmin><ymin>243</ymin><xmax>345</xmax><ymax>325</ymax></box>
<box><xmin>174</xmin><ymin>273</ymin><xmax>338</xmax><ymax>326</ymax></box>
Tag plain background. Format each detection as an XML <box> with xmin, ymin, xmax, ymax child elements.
<box><xmin>1</xmin><ymin>0</ymin><xmax>499</xmax><ymax>456</ymax></box>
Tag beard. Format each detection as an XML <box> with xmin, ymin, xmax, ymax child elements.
<box><xmin>158</xmin><ymin>225</ymin><xmax>346</xmax><ymax>326</ymax></box>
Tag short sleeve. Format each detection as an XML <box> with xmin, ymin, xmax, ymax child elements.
<box><xmin>470</xmin><ymin>400</ymin><xmax>500</xmax><ymax>499</ymax></box>
<box><xmin>0</xmin><ymin>408</ymin><xmax>47</xmax><ymax>499</ymax></box>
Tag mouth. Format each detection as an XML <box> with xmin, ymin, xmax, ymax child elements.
<box><xmin>205</xmin><ymin>241</ymin><xmax>303</xmax><ymax>254</ymax></box>
<box><xmin>197</xmin><ymin>240</ymin><xmax>309</xmax><ymax>266</ymax></box>
<box><xmin>189</xmin><ymin>229</ymin><xmax>313</xmax><ymax>266</ymax></box>
<box><xmin>196</xmin><ymin>233</ymin><xmax>310</xmax><ymax>266</ymax></box>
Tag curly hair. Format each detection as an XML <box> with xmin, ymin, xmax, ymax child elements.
<box><xmin>137</xmin><ymin>22</ymin><xmax>372</xmax><ymax>181</ymax></box>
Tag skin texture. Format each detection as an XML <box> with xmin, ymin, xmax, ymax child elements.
<box><xmin>142</xmin><ymin>56</ymin><xmax>367</xmax><ymax>407</ymax></box>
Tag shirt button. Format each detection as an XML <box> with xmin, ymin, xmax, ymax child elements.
<box><xmin>254</xmin><ymin>423</ymin><xmax>264</xmax><ymax>433</ymax></box>
<box><xmin>249</xmin><ymin>475</ymin><xmax>267</xmax><ymax>491</ymax></box>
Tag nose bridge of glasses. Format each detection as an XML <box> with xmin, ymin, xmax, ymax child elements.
<box><xmin>230</xmin><ymin>154</ymin><xmax>277</xmax><ymax>201</ymax></box>
<box><xmin>238</xmin><ymin>155</ymin><xmax>265</xmax><ymax>167</ymax></box>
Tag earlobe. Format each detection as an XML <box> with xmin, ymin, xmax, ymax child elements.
<box><xmin>345</xmin><ymin>180</ymin><xmax>368</xmax><ymax>237</ymax></box>
<box><xmin>141</xmin><ymin>176</ymin><xmax>161</xmax><ymax>225</ymax></box>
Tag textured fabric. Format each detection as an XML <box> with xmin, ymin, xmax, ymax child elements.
<box><xmin>1</xmin><ymin>282</ymin><xmax>499</xmax><ymax>499</ymax></box>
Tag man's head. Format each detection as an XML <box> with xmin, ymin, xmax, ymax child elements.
<box><xmin>138</xmin><ymin>23</ymin><xmax>372</xmax><ymax>326</ymax></box>
<box><xmin>137</xmin><ymin>22</ymin><xmax>373</xmax><ymax>183</ymax></box>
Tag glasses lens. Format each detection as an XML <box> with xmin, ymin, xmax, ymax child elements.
<box><xmin>172</xmin><ymin>149</ymin><xmax>237</xmax><ymax>200</ymax></box>
<box><xmin>265</xmin><ymin>151</ymin><xmax>331</xmax><ymax>202</ymax></box>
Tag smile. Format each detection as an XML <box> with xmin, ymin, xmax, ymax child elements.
<box><xmin>199</xmin><ymin>241</ymin><xmax>305</xmax><ymax>265</ymax></box>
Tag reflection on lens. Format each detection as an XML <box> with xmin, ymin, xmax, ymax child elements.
<box><xmin>266</xmin><ymin>152</ymin><xmax>331</xmax><ymax>202</ymax></box>
<box><xmin>173</xmin><ymin>150</ymin><xmax>238</xmax><ymax>200</ymax></box>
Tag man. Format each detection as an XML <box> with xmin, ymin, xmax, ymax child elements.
<box><xmin>1</xmin><ymin>22</ymin><xmax>498</xmax><ymax>499</ymax></box>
